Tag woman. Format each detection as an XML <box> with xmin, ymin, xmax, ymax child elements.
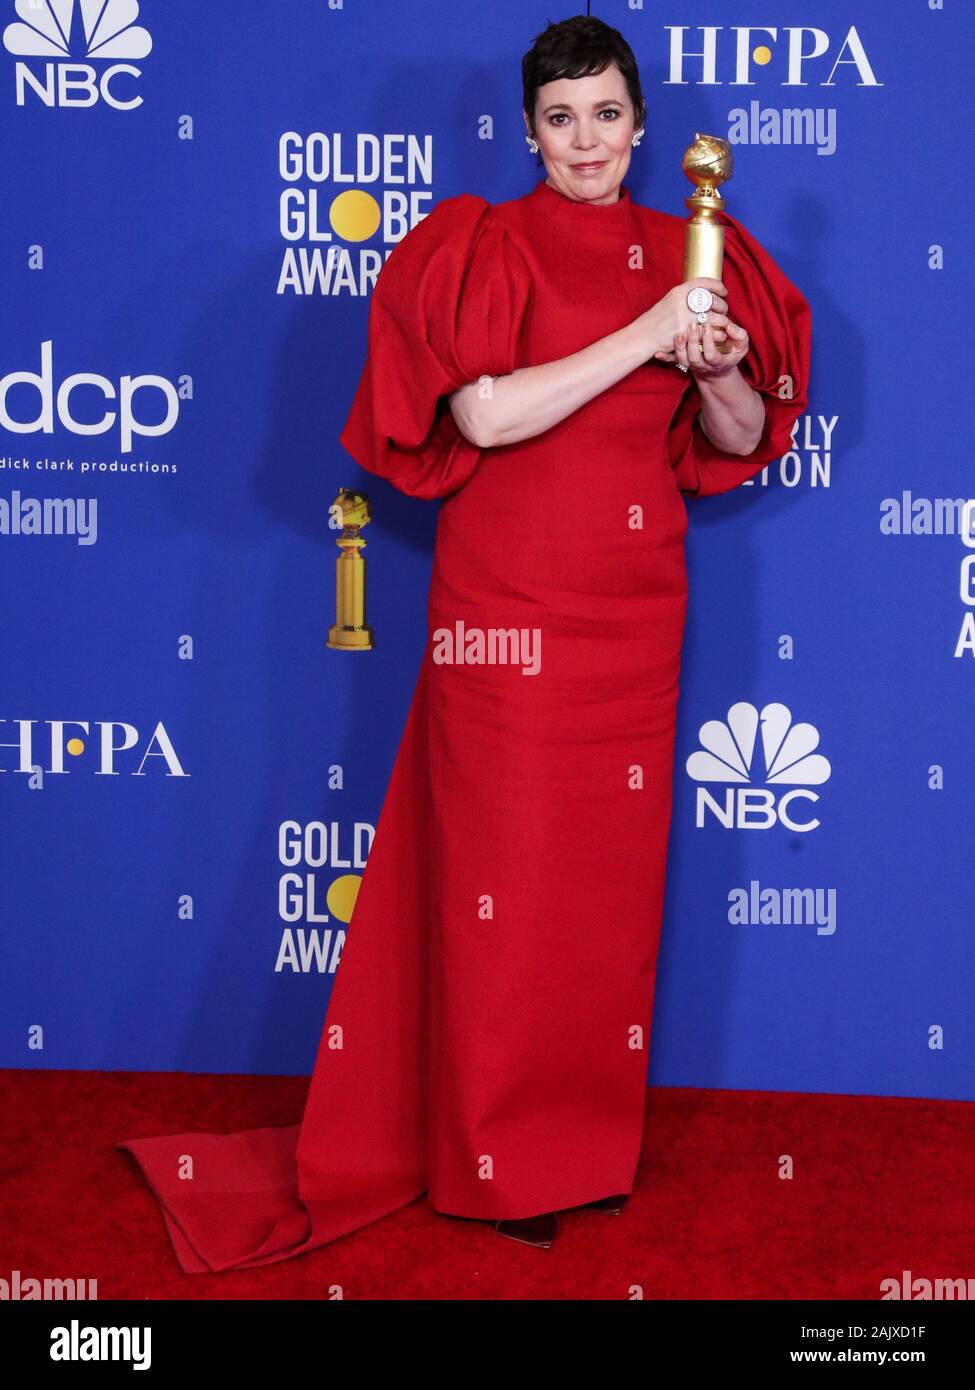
<box><xmin>117</xmin><ymin>15</ymin><xmax>810</xmax><ymax>1266</ymax></box>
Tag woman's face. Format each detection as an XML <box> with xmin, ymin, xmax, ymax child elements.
<box><xmin>526</xmin><ymin>63</ymin><xmax>641</xmax><ymax>206</ymax></box>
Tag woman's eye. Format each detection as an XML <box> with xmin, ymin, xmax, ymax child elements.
<box><xmin>547</xmin><ymin>109</ymin><xmax>621</xmax><ymax>126</ymax></box>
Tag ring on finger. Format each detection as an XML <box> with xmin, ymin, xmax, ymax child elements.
<box><xmin>686</xmin><ymin>287</ymin><xmax>714</xmax><ymax>314</ymax></box>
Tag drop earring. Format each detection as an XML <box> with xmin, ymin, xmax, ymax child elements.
<box><xmin>525</xmin><ymin>135</ymin><xmax>539</xmax><ymax>154</ymax></box>
<box><xmin>631</xmin><ymin>130</ymin><xmax>643</xmax><ymax>148</ymax></box>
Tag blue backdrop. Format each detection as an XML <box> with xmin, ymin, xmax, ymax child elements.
<box><xmin>3</xmin><ymin>0</ymin><xmax>972</xmax><ymax>1103</ymax></box>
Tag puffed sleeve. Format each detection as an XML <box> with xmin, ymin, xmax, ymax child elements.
<box><xmin>668</xmin><ymin>211</ymin><xmax>811</xmax><ymax>498</ymax></box>
<box><xmin>338</xmin><ymin>194</ymin><xmax>532</xmax><ymax>501</ymax></box>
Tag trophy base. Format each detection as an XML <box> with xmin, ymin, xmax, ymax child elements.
<box><xmin>327</xmin><ymin>625</ymin><xmax>374</xmax><ymax>650</ymax></box>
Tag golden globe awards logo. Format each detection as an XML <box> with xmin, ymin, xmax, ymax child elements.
<box><xmin>3</xmin><ymin>0</ymin><xmax>152</xmax><ymax>109</ymax></box>
<box><xmin>957</xmin><ymin>500</ymin><xmax>975</xmax><ymax>659</ymax></box>
<box><xmin>277</xmin><ymin>132</ymin><xmax>435</xmax><ymax>297</ymax></box>
<box><xmin>276</xmin><ymin>819</ymin><xmax>374</xmax><ymax>973</ymax></box>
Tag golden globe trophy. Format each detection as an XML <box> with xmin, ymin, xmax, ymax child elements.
<box><xmin>326</xmin><ymin>487</ymin><xmax>374</xmax><ymax>650</ymax></box>
<box><xmin>681</xmin><ymin>132</ymin><xmax>734</xmax><ymax>353</ymax></box>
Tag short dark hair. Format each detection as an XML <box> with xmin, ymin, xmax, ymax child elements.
<box><xmin>522</xmin><ymin>15</ymin><xmax>646</xmax><ymax>157</ymax></box>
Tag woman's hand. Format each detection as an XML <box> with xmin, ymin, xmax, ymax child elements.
<box><xmin>672</xmin><ymin>319</ymin><xmax>750</xmax><ymax>377</ymax></box>
<box><xmin>638</xmin><ymin>278</ymin><xmax>730</xmax><ymax>360</ymax></box>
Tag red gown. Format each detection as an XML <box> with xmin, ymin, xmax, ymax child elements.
<box><xmin>117</xmin><ymin>176</ymin><xmax>811</xmax><ymax>1272</ymax></box>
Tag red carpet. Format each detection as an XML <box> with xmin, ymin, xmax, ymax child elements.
<box><xmin>2</xmin><ymin>1068</ymin><xmax>972</xmax><ymax>1300</ymax></box>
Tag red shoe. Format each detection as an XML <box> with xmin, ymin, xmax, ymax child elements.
<box><xmin>584</xmin><ymin>1193</ymin><xmax>629</xmax><ymax>1215</ymax></box>
<box><xmin>494</xmin><ymin>1211</ymin><xmax>559</xmax><ymax>1247</ymax></box>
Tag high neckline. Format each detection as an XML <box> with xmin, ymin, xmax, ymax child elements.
<box><xmin>530</xmin><ymin>176</ymin><xmax>632</xmax><ymax>217</ymax></box>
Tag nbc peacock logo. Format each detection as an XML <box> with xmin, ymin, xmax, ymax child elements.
<box><xmin>3</xmin><ymin>0</ymin><xmax>151</xmax><ymax>109</ymax></box>
<box><xmin>685</xmin><ymin>701</ymin><xmax>831</xmax><ymax>832</ymax></box>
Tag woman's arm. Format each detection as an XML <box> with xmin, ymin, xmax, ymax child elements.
<box><xmin>696</xmin><ymin>367</ymin><xmax>766</xmax><ymax>455</ymax></box>
<box><xmin>449</xmin><ymin>319</ymin><xmax>650</xmax><ymax>449</ymax></box>
<box><xmin>676</xmin><ymin>321</ymin><xmax>766</xmax><ymax>456</ymax></box>
<box><xmin>448</xmin><ymin>277</ymin><xmax>730</xmax><ymax>450</ymax></box>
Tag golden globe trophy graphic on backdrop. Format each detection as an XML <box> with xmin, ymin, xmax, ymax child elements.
<box><xmin>327</xmin><ymin>487</ymin><xmax>374</xmax><ymax>650</ymax></box>
<box><xmin>681</xmin><ymin>132</ymin><xmax>734</xmax><ymax>355</ymax></box>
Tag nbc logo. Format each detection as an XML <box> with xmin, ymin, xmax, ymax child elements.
<box><xmin>3</xmin><ymin>0</ymin><xmax>151</xmax><ymax>109</ymax></box>
<box><xmin>685</xmin><ymin>701</ymin><xmax>831</xmax><ymax>832</ymax></box>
